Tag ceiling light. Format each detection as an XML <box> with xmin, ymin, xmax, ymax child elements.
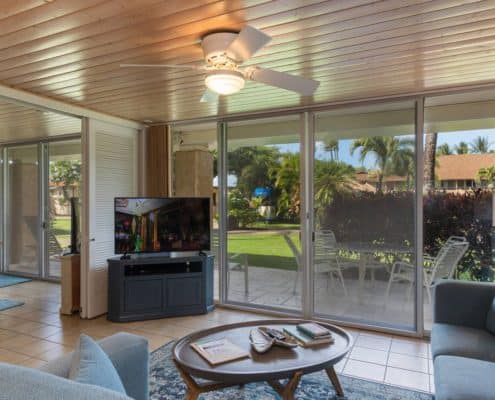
<box><xmin>205</xmin><ymin>70</ymin><xmax>245</xmax><ymax>95</ymax></box>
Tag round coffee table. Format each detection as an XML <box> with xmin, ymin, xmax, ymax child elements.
<box><xmin>173</xmin><ymin>319</ymin><xmax>353</xmax><ymax>400</ymax></box>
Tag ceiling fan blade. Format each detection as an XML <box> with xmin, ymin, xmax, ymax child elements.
<box><xmin>247</xmin><ymin>67</ymin><xmax>320</xmax><ymax>96</ymax></box>
<box><xmin>120</xmin><ymin>63</ymin><xmax>205</xmax><ymax>70</ymax></box>
<box><xmin>200</xmin><ymin>89</ymin><xmax>219</xmax><ymax>103</ymax></box>
<box><xmin>226</xmin><ymin>26</ymin><xmax>271</xmax><ymax>63</ymax></box>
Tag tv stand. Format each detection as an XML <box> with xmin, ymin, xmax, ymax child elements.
<box><xmin>107</xmin><ymin>254</ymin><xmax>214</xmax><ymax>322</ymax></box>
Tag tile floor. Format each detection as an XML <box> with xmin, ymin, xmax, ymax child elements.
<box><xmin>0</xmin><ymin>280</ymin><xmax>434</xmax><ymax>394</ymax></box>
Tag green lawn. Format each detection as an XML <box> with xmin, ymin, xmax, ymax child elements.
<box><xmin>51</xmin><ymin>216</ymin><xmax>71</xmax><ymax>236</ymax></box>
<box><xmin>248</xmin><ymin>222</ymin><xmax>300</xmax><ymax>230</ymax></box>
<box><xmin>228</xmin><ymin>231</ymin><xmax>299</xmax><ymax>270</ymax></box>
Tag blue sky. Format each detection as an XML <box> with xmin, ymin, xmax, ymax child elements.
<box><xmin>271</xmin><ymin>128</ymin><xmax>495</xmax><ymax>170</ymax></box>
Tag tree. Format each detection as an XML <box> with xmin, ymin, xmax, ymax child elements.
<box><xmin>350</xmin><ymin>136</ymin><xmax>414</xmax><ymax>192</ymax></box>
<box><xmin>455</xmin><ymin>141</ymin><xmax>469</xmax><ymax>154</ymax></box>
<box><xmin>323</xmin><ymin>138</ymin><xmax>339</xmax><ymax>161</ymax></box>
<box><xmin>50</xmin><ymin>160</ymin><xmax>81</xmax><ymax>202</ymax></box>
<box><xmin>470</xmin><ymin>136</ymin><xmax>491</xmax><ymax>154</ymax></box>
<box><xmin>272</xmin><ymin>153</ymin><xmax>300</xmax><ymax>218</ymax></box>
<box><xmin>314</xmin><ymin>160</ymin><xmax>356</xmax><ymax>207</ymax></box>
<box><xmin>227</xmin><ymin>188</ymin><xmax>258</xmax><ymax>228</ymax></box>
<box><xmin>424</xmin><ymin>133</ymin><xmax>437</xmax><ymax>190</ymax></box>
<box><xmin>436</xmin><ymin>143</ymin><xmax>452</xmax><ymax>156</ymax></box>
<box><xmin>477</xmin><ymin>166</ymin><xmax>495</xmax><ymax>187</ymax></box>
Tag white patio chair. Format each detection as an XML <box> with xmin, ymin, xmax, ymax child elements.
<box><xmin>285</xmin><ymin>231</ymin><xmax>347</xmax><ymax>296</ymax></box>
<box><xmin>385</xmin><ymin>236</ymin><xmax>469</xmax><ymax>303</ymax></box>
<box><xmin>211</xmin><ymin>231</ymin><xmax>249</xmax><ymax>294</ymax></box>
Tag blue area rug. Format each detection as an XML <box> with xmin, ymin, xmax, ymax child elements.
<box><xmin>0</xmin><ymin>299</ymin><xmax>24</xmax><ymax>311</ymax></box>
<box><xmin>150</xmin><ymin>342</ymin><xmax>433</xmax><ymax>400</ymax></box>
<box><xmin>0</xmin><ymin>274</ymin><xmax>31</xmax><ymax>288</ymax></box>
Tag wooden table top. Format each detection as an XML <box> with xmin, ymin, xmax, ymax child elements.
<box><xmin>173</xmin><ymin>319</ymin><xmax>353</xmax><ymax>383</ymax></box>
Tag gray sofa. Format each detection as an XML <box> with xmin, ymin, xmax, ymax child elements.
<box><xmin>432</xmin><ymin>280</ymin><xmax>495</xmax><ymax>400</ymax></box>
<box><xmin>0</xmin><ymin>332</ymin><xmax>149</xmax><ymax>400</ymax></box>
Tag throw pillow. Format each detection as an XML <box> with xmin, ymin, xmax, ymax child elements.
<box><xmin>69</xmin><ymin>334</ymin><xmax>127</xmax><ymax>395</ymax></box>
<box><xmin>486</xmin><ymin>297</ymin><xmax>495</xmax><ymax>334</ymax></box>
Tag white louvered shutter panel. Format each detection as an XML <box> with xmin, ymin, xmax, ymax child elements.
<box><xmin>83</xmin><ymin>119</ymin><xmax>138</xmax><ymax>318</ymax></box>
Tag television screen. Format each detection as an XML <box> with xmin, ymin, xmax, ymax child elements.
<box><xmin>114</xmin><ymin>197</ymin><xmax>210</xmax><ymax>254</ymax></box>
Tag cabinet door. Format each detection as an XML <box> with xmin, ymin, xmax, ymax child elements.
<box><xmin>166</xmin><ymin>276</ymin><xmax>202</xmax><ymax>308</ymax></box>
<box><xmin>125</xmin><ymin>278</ymin><xmax>163</xmax><ymax>313</ymax></box>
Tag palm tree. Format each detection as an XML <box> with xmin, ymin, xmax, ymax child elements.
<box><xmin>323</xmin><ymin>138</ymin><xmax>339</xmax><ymax>161</ymax></box>
<box><xmin>424</xmin><ymin>133</ymin><xmax>437</xmax><ymax>190</ymax></box>
<box><xmin>455</xmin><ymin>141</ymin><xmax>469</xmax><ymax>155</ymax></box>
<box><xmin>477</xmin><ymin>166</ymin><xmax>495</xmax><ymax>187</ymax></box>
<box><xmin>350</xmin><ymin>136</ymin><xmax>414</xmax><ymax>192</ymax></box>
<box><xmin>436</xmin><ymin>143</ymin><xmax>452</xmax><ymax>156</ymax></box>
<box><xmin>470</xmin><ymin>136</ymin><xmax>491</xmax><ymax>153</ymax></box>
<box><xmin>314</xmin><ymin>160</ymin><xmax>355</xmax><ymax>207</ymax></box>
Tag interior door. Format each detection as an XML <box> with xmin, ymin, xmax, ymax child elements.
<box><xmin>81</xmin><ymin>119</ymin><xmax>138</xmax><ymax>318</ymax></box>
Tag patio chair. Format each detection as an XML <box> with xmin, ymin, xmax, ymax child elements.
<box><xmin>385</xmin><ymin>236</ymin><xmax>469</xmax><ymax>303</ymax></box>
<box><xmin>211</xmin><ymin>231</ymin><xmax>249</xmax><ymax>294</ymax></box>
<box><xmin>284</xmin><ymin>231</ymin><xmax>347</xmax><ymax>296</ymax></box>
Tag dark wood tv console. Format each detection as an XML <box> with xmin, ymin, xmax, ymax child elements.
<box><xmin>107</xmin><ymin>254</ymin><xmax>214</xmax><ymax>322</ymax></box>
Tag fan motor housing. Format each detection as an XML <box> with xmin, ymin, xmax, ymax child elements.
<box><xmin>202</xmin><ymin>32</ymin><xmax>238</xmax><ymax>65</ymax></box>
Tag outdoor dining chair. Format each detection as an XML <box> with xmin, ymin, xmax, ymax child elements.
<box><xmin>385</xmin><ymin>236</ymin><xmax>469</xmax><ymax>303</ymax></box>
<box><xmin>284</xmin><ymin>231</ymin><xmax>347</xmax><ymax>296</ymax></box>
<box><xmin>211</xmin><ymin>231</ymin><xmax>249</xmax><ymax>294</ymax></box>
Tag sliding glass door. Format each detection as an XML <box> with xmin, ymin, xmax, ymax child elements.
<box><xmin>312</xmin><ymin>102</ymin><xmax>418</xmax><ymax>330</ymax></box>
<box><xmin>224</xmin><ymin>116</ymin><xmax>302</xmax><ymax>312</ymax></box>
<box><xmin>5</xmin><ymin>144</ymin><xmax>41</xmax><ymax>276</ymax></box>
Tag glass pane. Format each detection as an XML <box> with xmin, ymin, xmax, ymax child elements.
<box><xmin>226</xmin><ymin>115</ymin><xmax>301</xmax><ymax>312</ymax></box>
<box><xmin>171</xmin><ymin>122</ymin><xmax>218</xmax><ymax>300</ymax></box>
<box><xmin>47</xmin><ymin>140</ymin><xmax>82</xmax><ymax>278</ymax></box>
<box><xmin>6</xmin><ymin>145</ymin><xmax>40</xmax><ymax>276</ymax></box>
<box><xmin>423</xmin><ymin>92</ymin><xmax>495</xmax><ymax>330</ymax></box>
<box><xmin>314</xmin><ymin>101</ymin><xmax>417</xmax><ymax>330</ymax></box>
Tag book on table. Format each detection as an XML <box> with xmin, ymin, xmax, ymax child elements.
<box><xmin>297</xmin><ymin>322</ymin><xmax>331</xmax><ymax>339</ymax></box>
<box><xmin>190</xmin><ymin>338</ymin><xmax>250</xmax><ymax>366</ymax></box>
<box><xmin>283</xmin><ymin>326</ymin><xmax>334</xmax><ymax>347</ymax></box>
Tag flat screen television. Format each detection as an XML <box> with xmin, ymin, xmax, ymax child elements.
<box><xmin>114</xmin><ymin>197</ymin><xmax>210</xmax><ymax>254</ymax></box>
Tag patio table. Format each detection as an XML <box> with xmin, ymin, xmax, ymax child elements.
<box><xmin>337</xmin><ymin>242</ymin><xmax>412</xmax><ymax>288</ymax></box>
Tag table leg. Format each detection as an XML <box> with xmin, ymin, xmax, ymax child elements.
<box><xmin>268</xmin><ymin>371</ymin><xmax>303</xmax><ymax>400</ymax></box>
<box><xmin>326</xmin><ymin>366</ymin><xmax>345</xmax><ymax>398</ymax></box>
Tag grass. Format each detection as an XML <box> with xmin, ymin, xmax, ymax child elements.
<box><xmin>51</xmin><ymin>216</ymin><xmax>71</xmax><ymax>236</ymax></box>
<box><xmin>228</xmin><ymin>231</ymin><xmax>299</xmax><ymax>270</ymax></box>
<box><xmin>248</xmin><ymin>222</ymin><xmax>300</xmax><ymax>230</ymax></box>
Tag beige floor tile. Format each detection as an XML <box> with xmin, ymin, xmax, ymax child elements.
<box><xmin>429</xmin><ymin>374</ymin><xmax>435</xmax><ymax>393</ymax></box>
<box><xmin>350</xmin><ymin>346</ymin><xmax>388</xmax><ymax>365</ymax></box>
<box><xmin>428</xmin><ymin>358</ymin><xmax>434</xmax><ymax>374</ymax></box>
<box><xmin>0</xmin><ymin>349</ymin><xmax>31</xmax><ymax>364</ymax></box>
<box><xmin>390</xmin><ymin>338</ymin><xmax>429</xmax><ymax>358</ymax></box>
<box><xmin>343</xmin><ymin>359</ymin><xmax>386</xmax><ymax>382</ymax></box>
<box><xmin>0</xmin><ymin>333</ymin><xmax>39</xmax><ymax>351</ymax></box>
<box><xmin>37</xmin><ymin>344</ymin><xmax>72</xmax><ymax>362</ymax></box>
<box><xmin>387</xmin><ymin>352</ymin><xmax>429</xmax><ymax>373</ymax></box>
<box><xmin>334</xmin><ymin>357</ymin><xmax>347</xmax><ymax>373</ymax></box>
<box><xmin>385</xmin><ymin>367</ymin><xmax>430</xmax><ymax>392</ymax></box>
<box><xmin>355</xmin><ymin>334</ymin><xmax>391</xmax><ymax>351</ymax></box>
<box><xmin>19</xmin><ymin>357</ymin><xmax>48</xmax><ymax>369</ymax></box>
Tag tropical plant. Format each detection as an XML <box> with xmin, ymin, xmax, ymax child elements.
<box><xmin>477</xmin><ymin>166</ymin><xmax>495</xmax><ymax>186</ymax></box>
<box><xmin>436</xmin><ymin>143</ymin><xmax>452</xmax><ymax>156</ymax></box>
<box><xmin>470</xmin><ymin>136</ymin><xmax>491</xmax><ymax>154</ymax></box>
<box><xmin>227</xmin><ymin>188</ymin><xmax>259</xmax><ymax>229</ymax></box>
<box><xmin>314</xmin><ymin>160</ymin><xmax>355</xmax><ymax>207</ymax></box>
<box><xmin>350</xmin><ymin>136</ymin><xmax>414</xmax><ymax>192</ymax></box>
<box><xmin>455</xmin><ymin>141</ymin><xmax>469</xmax><ymax>154</ymax></box>
<box><xmin>271</xmin><ymin>153</ymin><xmax>300</xmax><ymax>218</ymax></box>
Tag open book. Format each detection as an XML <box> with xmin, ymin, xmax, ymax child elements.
<box><xmin>191</xmin><ymin>338</ymin><xmax>250</xmax><ymax>366</ymax></box>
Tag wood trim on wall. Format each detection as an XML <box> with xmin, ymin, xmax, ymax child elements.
<box><xmin>146</xmin><ymin>124</ymin><xmax>169</xmax><ymax>197</ymax></box>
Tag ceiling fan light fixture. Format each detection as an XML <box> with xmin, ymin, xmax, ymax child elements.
<box><xmin>205</xmin><ymin>70</ymin><xmax>244</xmax><ymax>95</ymax></box>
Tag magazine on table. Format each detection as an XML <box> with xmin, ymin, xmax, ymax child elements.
<box><xmin>191</xmin><ymin>338</ymin><xmax>250</xmax><ymax>366</ymax></box>
<box><xmin>283</xmin><ymin>326</ymin><xmax>334</xmax><ymax>347</ymax></box>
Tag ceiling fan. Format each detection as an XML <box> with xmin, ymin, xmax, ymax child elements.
<box><xmin>120</xmin><ymin>26</ymin><xmax>320</xmax><ymax>102</ymax></box>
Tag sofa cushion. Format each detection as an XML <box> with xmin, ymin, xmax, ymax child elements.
<box><xmin>435</xmin><ymin>355</ymin><xmax>495</xmax><ymax>400</ymax></box>
<box><xmin>431</xmin><ymin>323</ymin><xmax>495</xmax><ymax>362</ymax></box>
<box><xmin>69</xmin><ymin>334</ymin><xmax>126</xmax><ymax>395</ymax></box>
<box><xmin>486</xmin><ymin>297</ymin><xmax>495</xmax><ymax>334</ymax></box>
<box><xmin>0</xmin><ymin>362</ymin><xmax>131</xmax><ymax>400</ymax></box>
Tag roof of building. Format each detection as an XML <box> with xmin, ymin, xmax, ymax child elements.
<box><xmin>436</xmin><ymin>154</ymin><xmax>495</xmax><ymax>180</ymax></box>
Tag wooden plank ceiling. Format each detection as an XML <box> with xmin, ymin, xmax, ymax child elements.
<box><xmin>1</xmin><ymin>0</ymin><xmax>495</xmax><ymax>124</ymax></box>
